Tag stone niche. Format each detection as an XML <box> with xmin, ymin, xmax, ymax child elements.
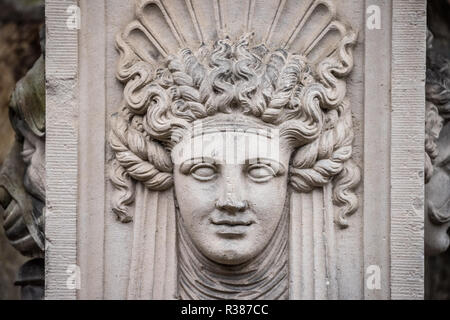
<box><xmin>45</xmin><ymin>0</ymin><xmax>426</xmax><ymax>300</ymax></box>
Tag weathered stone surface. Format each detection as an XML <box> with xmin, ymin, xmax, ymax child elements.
<box><xmin>46</xmin><ymin>0</ymin><xmax>426</xmax><ymax>300</ymax></box>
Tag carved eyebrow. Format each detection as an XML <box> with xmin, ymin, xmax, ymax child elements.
<box><xmin>179</xmin><ymin>157</ymin><xmax>216</xmax><ymax>174</ymax></box>
<box><xmin>244</xmin><ymin>158</ymin><xmax>286</xmax><ymax>175</ymax></box>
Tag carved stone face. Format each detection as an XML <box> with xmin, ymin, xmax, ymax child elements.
<box><xmin>172</xmin><ymin>114</ymin><xmax>291</xmax><ymax>265</ymax></box>
<box><xmin>426</xmin><ymin>121</ymin><xmax>450</xmax><ymax>255</ymax></box>
<box><xmin>17</xmin><ymin>121</ymin><xmax>46</xmax><ymax>201</ymax></box>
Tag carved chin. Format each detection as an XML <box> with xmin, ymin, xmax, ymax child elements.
<box><xmin>425</xmin><ymin>202</ymin><xmax>450</xmax><ymax>255</ymax></box>
<box><xmin>212</xmin><ymin>249</ymin><xmax>252</xmax><ymax>266</ymax></box>
<box><xmin>194</xmin><ymin>234</ymin><xmax>265</xmax><ymax>266</ymax></box>
<box><xmin>426</xmin><ymin>231</ymin><xmax>450</xmax><ymax>256</ymax></box>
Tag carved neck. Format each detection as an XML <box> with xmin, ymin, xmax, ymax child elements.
<box><xmin>176</xmin><ymin>203</ymin><xmax>289</xmax><ymax>300</ymax></box>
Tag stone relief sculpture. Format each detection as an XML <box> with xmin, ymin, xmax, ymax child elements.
<box><xmin>0</xmin><ymin>30</ymin><xmax>45</xmax><ymax>300</ymax></box>
<box><xmin>425</xmin><ymin>29</ymin><xmax>450</xmax><ymax>256</ymax></box>
<box><xmin>109</xmin><ymin>0</ymin><xmax>360</xmax><ymax>299</ymax></box>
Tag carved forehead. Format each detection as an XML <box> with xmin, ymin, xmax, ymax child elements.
<box><xmin>171</xmin><ymin>114</ymin><xmax>289</xmax><ymax>165</ymax></box>
<box><xmin>190</xmin><ymin>113</ymin><xmax>278</xmax><ymax>132</ymax></box>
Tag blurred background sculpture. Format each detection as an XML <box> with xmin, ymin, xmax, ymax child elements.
<box><xmin>0</xmin><ymin>0</ymin><xmax>44</xmax><ymax>300</ymax></box>
<box><xmin>425</xmin><ymin>0</ymin><xmax>450</xmax><ymax>300</ymax></box>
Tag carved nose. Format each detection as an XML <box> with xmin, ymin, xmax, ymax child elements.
<box><xmin>215</xmin><ymin>197</ymin><xmax>249</xmax><ymax>213</ymax></box>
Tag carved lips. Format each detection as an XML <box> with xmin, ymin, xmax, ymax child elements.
<box><xmin>209</xmin><ymin>216</ymin><xmax>255</xmax><ymax>238</ymax></box>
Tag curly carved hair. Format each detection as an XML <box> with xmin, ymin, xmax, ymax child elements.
<box><xmin>425</xmin><ymin>102</ymin><xmax>443</xmax><ymax>182</ymax></box>
<box><xmin>110</xmin><ymin>33</ymin><xmax>360</xmax><ymax>227</ymax></box>
<box><xmin>425</xmin><ymin>30</ymin><xmax>450</xmax><ymax>183</ymax></box>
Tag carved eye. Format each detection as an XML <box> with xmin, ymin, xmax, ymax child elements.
<box><xmin>190</xmin><ymin>163</ymin><xmax>217</xmax><ymax>181</ymax></box>
<box><xmin>247</xmin><ymin>164</ymin><xmax>276</xmax><ymax>182</ymax></box>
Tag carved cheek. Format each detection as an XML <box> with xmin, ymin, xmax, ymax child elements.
<box><xmin>246</xmin><ymin>176</ymin><xmax>288</xmax><ymax>220</ymax></box>
<box><xmin>174</xmin><ymin>170</ymin><xmax>217</xmax><ymax>218</ymax></box>
<box><xmin>427</xmin><ymin>168</ymin><xmax>450</xmax><ymax>210</ymax></box>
